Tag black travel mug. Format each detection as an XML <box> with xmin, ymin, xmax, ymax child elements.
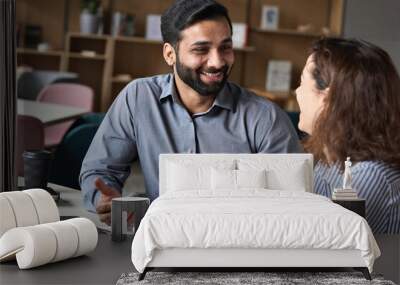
<box><xmin>23</xmin><ymin>150</ymin><xmax>53</xmax><ymax>189</ymax></box>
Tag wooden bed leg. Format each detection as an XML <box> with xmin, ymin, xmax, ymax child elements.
<box><xmin>138</xmin><ymin>268</ymin><xmax>148</xmax><ymax>281</ymax></box>
<box><xmin>354</xmin><ymin>267</ymin><xmax>371</xmax><ymax>280</ymax></box>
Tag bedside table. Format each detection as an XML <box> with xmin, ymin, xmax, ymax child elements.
<box><xmin>332</xmin><ymin>199</ymin><xmax>366</xmax><ymax>218</ymax></box>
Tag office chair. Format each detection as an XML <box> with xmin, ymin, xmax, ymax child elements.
<box><xmin>37</xmin><ymin>83</ymin><xmax>94</xmax><ymax>147</ymax></box>
<box><xmin>49</xmin><ymin>123</ymin><xmax>99</xmax><ymax>190</ymax></box>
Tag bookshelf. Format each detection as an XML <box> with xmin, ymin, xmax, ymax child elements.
<box><xmin>16</xmin><ymin>0</ymin><xmax>344</xmax><ymax>112</ymax></box>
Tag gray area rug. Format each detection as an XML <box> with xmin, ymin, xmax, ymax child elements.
<box><xmin>116</xmin><ymin>271</ymin><xmax>396</xmax><ymax>285</ymax></box>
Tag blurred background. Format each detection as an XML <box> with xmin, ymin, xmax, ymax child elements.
<box><xmin>13</xmin><ymin>0</ymin><xmax>400</xmax><ymax>195</ymax></box>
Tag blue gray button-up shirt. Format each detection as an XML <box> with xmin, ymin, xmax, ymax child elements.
<box><xmin>80</xmin><ymin>74</ymin><xmax>301</xmax><ymax>211</ymax></box>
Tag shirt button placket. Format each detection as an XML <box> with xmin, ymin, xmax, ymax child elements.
<box><xmin>187</xmin><ymin>119</ymin><xmax>196</xmax><ymax>154</ymax></box>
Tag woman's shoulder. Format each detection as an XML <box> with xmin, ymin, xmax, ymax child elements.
<box><xmin>352</xmin><ymin>161</ymin><xmax>400</xmax><ymax>183</ymax></box>
<box><xmin>315</xmin><ymin>160</ymin><xmax>400</xmax><ymax>185</ymax></box>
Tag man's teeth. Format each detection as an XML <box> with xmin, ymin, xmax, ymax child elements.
<box><xmin>203</xmin><ymin>71</ymin><xmax>222</xmax><ymax>77</ymax></box>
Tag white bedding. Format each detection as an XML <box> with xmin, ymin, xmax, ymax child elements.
<box><xmin>131</xmin><ymin>190</ymin><xmax>380</xmax><ymax>273</ymax></box>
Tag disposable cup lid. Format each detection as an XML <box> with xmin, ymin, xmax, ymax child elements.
<box><xmin>23</xmin><ymin>150</ymin><xmax>53</xmax><ymax>159</ymax></box>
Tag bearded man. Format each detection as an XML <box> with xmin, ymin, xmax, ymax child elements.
<box><xmin>80</xmin><ymin>0</ymin><xmax>301</xmax><ymax>225</ymax></box>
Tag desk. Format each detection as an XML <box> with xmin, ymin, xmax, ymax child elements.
<box><xmin>18</xmin><ymin>99</ymin><xmax>88</xmax><ymax>126</ymax></box>
<box><xmin>0</xmin><ymin>183</ymin><xmax>134</xmax><ymax>285</ymax></box>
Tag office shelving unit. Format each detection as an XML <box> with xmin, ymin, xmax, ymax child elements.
<box><xmin>16</xmin><ymin>0</ymin><xmax>344</xmax><ymax>112</ymax></box>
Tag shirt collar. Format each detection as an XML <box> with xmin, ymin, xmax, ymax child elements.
<box><xmin>159</xmin><ymin>74</ymin><xmax>235</xmax><ymax>111</ymax></box>
<box><xmin>159</xmin><ymin>74</ymin><xmax>177</xmax><ymax>102</ymax></box>
<box><xmin>212</xmin><ymin>84</ymin><xmax>234</xmax><ymax>111</ymax></box>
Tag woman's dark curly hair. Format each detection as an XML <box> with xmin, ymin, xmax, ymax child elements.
<box><xmin>304</xmin><ymin>38</ymin><xmax>400</xmax><ymax>170</ymax></box>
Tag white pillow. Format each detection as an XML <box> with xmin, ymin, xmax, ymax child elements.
<box><xmin>267</xmin><ymin>166</ymin><xmax>307</xmax><ymax>191</ymax></box>
<box><xmin>237</xmin><ymin>158</ymin><xmax>308</xmax><ymax>191</ymax></box>
<box><xmin>167</xmin><ymin>159</ymin><xmax>235</xmax><ymax>192</ymax></box>
<box><xmin>211</xmin><ymin>168</ymin><xmax>236</xmax><ymax>190</ymax></box>
<box><xmin>211</xmin><ymin>168</ymin><xmax>267</xmax><ymax>190</ymax></box>
<box><xmin>237</xmin><ymin>169</ymin><xmax>267</xmax><ymax>188</ymax></box>
<box><xmin>167</xmin><ymin>163</ymin><xmax>210</xmax><ymax>191</ymax></box>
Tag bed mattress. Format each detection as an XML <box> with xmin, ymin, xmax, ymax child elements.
<box><xmin>131</xmin><ymin>190</ymin><xmax>380</xmax><ymax>273</ymax></box>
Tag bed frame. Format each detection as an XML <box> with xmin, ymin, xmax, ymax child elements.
<box><xmin>138</xmin><ymin>154</ymin><xmax>371</xmax><ymax>280</ymax></box>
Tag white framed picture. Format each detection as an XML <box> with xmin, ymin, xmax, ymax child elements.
<box><xmin>261</xmin><ymin>5</ymin><xmax>279</xmax><ymax>30</ymax></box>
<box><xmin>266</xmin><ymin>60</ymin><xmax>292</xmax><ymax>93</ymax></box>
<box><xmin>232</xmin><ymin>23</ymin><xmax>248</xmax><ymax>48</ymax></box>
<box><xmin>145</xmin><ymin>14</ymin><xmax>162</xmax><ymax>41</ymax></box>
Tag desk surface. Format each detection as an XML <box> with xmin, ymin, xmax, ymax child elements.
<box><xmin>0</xmin><ymin>232</ymin><xmax>133</xmax><ymax>285</ymax></box>
<box><xmin>17</xmin><ymin>99</ymin><xmax>88</xmax><ymax>126</ymax></box>
<box><xmin>0</xmin><ymin>182</ymin><xmax>134</xmax><ymax>285</ymax></box>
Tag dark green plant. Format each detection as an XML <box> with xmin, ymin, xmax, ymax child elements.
<box><xmin>81</xmin><ymin>0</ymin><xmax>100</xmax><ymax>14</ymax></box>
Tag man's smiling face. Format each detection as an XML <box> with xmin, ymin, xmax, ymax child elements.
<box><xmin>173</xmin><ymin>17</ymin><xmax>234</xmax><ymax>96</ymax></box>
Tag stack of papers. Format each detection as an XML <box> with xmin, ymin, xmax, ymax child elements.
<box><xmin>332</xmin><ymin>188</ymin><xmax>359</xmax><ymax>200</ymax></box>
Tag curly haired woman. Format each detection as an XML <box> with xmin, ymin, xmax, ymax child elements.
<box><xmin>296</xmin><ymin>38</ymin><xmax>400</xmax><ymax>234</ymax></box>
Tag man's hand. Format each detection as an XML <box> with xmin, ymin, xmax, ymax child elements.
<box><xmin>94</xmin><ymin>178</ymin><xmax>121</xmax><ymax>225</ymax></box>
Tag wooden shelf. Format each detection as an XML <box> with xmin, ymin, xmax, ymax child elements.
<box><xmin>249</xmin><ymin>87</ymin><xmax>291</xmax><ymax>102</ymax></box>
<box><xmin>114</xmin><ymin>36</ymin><xmax>163</xmax><ymax>45</ymax></box>
<box><xmin>67</xmin><ymin>52</ymin><xmax>106</xmax><ymax>60</ymax></box>
<box><xmin>17</xmin><ymin>48</ymin><xmax>64</xmax><ymax>57</ymax></box>
<box><xmin>250</xmin><ymin>87</ymin><xmax>293</xmax><ymax>98</ymax></box>
<box><xmin>68</xmin><ymin>32</ymin><xmax>110</xmax><ymax>41</ymax></box>
<box><xmin>249</xmin><ymin>87</ymin><xmax>299</xmax><ymax>110</ymax></box>
<box><xmin>233</xmin><ymin>46</ymin><xmax>256</xmax><ymax>52</ymax></box>
<box><xmin>111</xmin><ymin>76</ymin><xmax>133</xmax><ymax>83</ymax></box>
<box><xmin>252</xmin><ymin>28</ymin><xmax>330</xmax><ymax>38</ymax></box>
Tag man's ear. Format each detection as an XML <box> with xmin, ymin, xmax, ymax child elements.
<box><xmin>163</xmin><ymin>43</ymin><xmax>176</xmax><ymax>67</ymax></box>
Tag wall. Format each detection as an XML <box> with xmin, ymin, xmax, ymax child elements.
<box><xmin>343</xmin><ymin>0</ymin><xmax>400</xmax><ymax>72</ymax></box>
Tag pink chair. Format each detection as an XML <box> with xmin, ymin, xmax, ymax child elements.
<box><xmin>36</xmin><ymin>83</ymin><xmax>94</xmax><ymax>147</ymax></box>
<box><xmin>16</xmin><ymin>115</ymin><xmax>44</xmax><ymax>176</ymax></box>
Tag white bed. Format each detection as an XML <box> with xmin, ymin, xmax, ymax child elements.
<box><xmin>131</xmin><ymin>154</ymin><xmax>380</xmax><ymax>280</ymax></box>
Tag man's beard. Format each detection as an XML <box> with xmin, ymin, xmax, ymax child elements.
<box><xmin>175</xmin><ymin>55</ymin><xmax>231</xmax><ymax>97</ymax></box>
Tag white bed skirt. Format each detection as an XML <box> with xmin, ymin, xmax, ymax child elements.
<box><xmin>148</xmin><ymin>248</ymin><xmax>366</xmax><ymax>268</ymax></box>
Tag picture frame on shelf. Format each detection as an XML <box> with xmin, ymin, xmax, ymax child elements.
<box><xmin>266</xmin><ymin>60</ymin><xmax>292</xmax><ymax>94</ymax></box>
<box><xmin>232</xmin><ymin>23</ymin><xmax>248</xmax><ymax>48</ymax></box>
<box><xmin>261</xmin><ymin>5</ymin><xmax>279</xmax><ymax>30</ymax></box>
<box><xmin>145</xmin><ymin>14</ymin><xmax>162</xmax><ymax>41</ymax></box>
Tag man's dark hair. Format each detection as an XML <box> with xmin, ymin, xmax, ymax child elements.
<box><xmin>161</xmin><ymin>0</ymin><xmax>232</xmax><ymax>46</ymax></box>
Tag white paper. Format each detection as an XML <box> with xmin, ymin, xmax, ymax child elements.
<box><xmin>145</xmin><ymin>14</ymin><xmax>162</xmax><ymax>41</ymax></box>
<box><xmin>266</xmin><ymin>60</ymin><xmax>292</xmax><ymax>92</ymax></box>
<box><xmin>232</xmin><ymin>23</ymin><xmax>247</xmax><ymax>48</ymax></box>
